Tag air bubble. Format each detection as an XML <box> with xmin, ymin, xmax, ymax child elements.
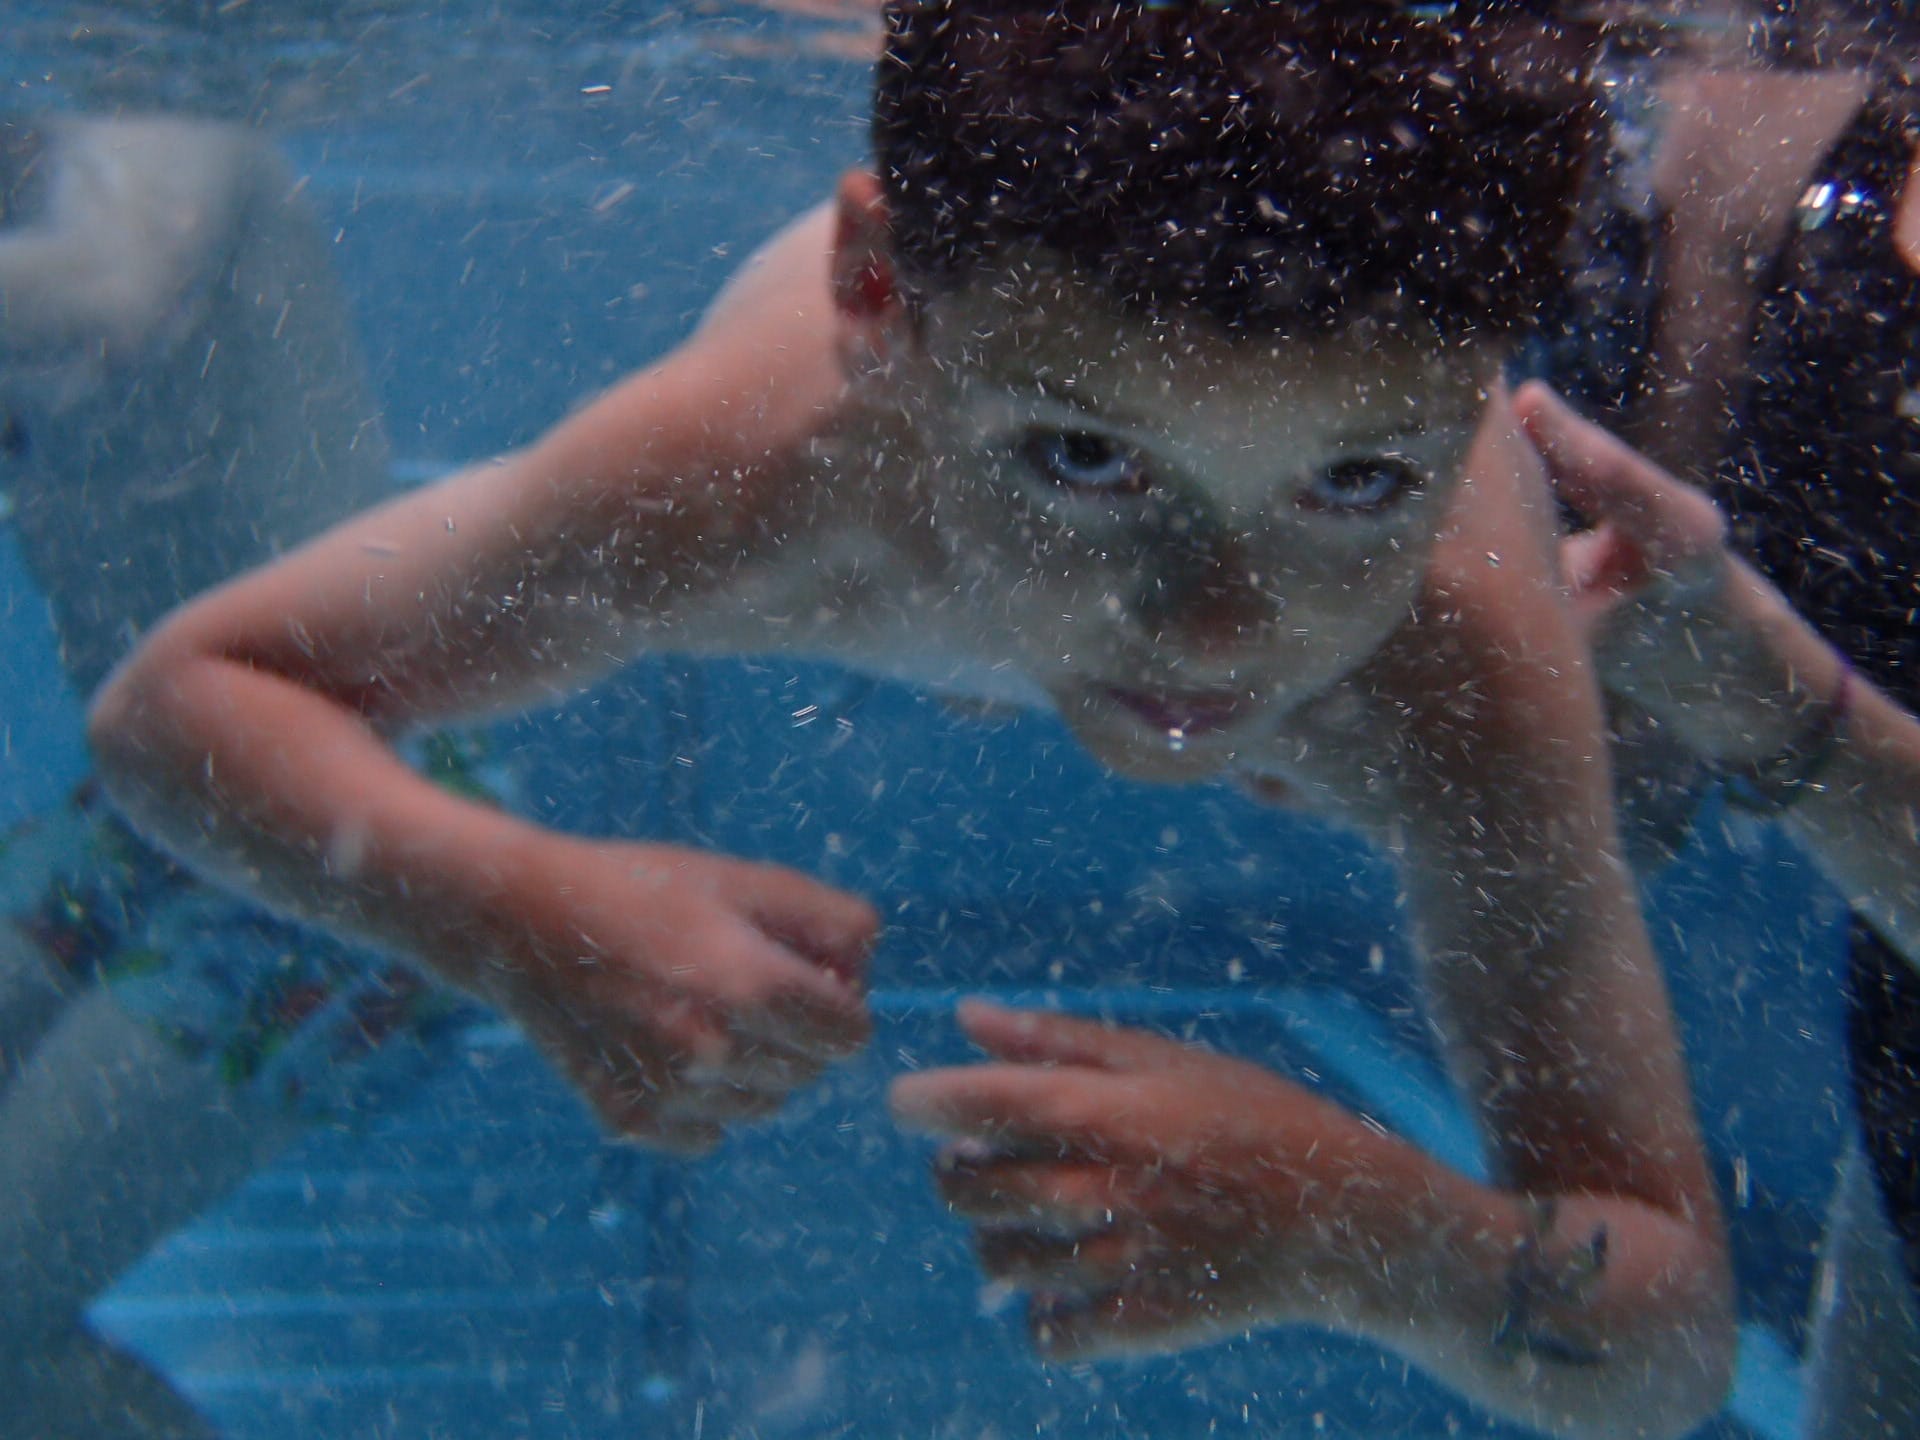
<box><xmin>1797</xmin><ymin>181</ymin><xmax>1838</xmax><ymax>231</ymax></box>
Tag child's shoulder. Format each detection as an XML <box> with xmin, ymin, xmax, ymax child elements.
<box><xmin>692</xmin><ymin>199</ymin><xmax>840</xmax><ymax>353</ymax></box>
<box><xmin>509</xmin><ymin>198</ymin><xmax>855</xmax><ymax>555</ymax></box>
<box><xmin>617</xmin><ymin>196</ymin><xmax>850</xmax><ymax>460</ymax></box>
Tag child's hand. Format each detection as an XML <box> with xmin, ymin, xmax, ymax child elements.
<box><xmin>889</xmin><ymin>1001</ymin><xmax>1378</xmax><ymax>1359</ymax></box>
<box><xmin>1514</xmin><ymin>380</ymin><xmax>1840</xmax><ymax>764</ymax></box>
<box><xmin>475</xmin><ymin>840</ymin><xmax>877</xmax><ymax>1153</ymax></box>
<box><xmin>1515</xmin><ymin>380</ymin><xmax>1730</xmax><ymax>636</ymax></box>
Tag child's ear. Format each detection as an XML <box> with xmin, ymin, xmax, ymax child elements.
<box><xmin>830</xmin><ymin>170</ymin><xmax>908</xmax><ymax>366</ymax></box>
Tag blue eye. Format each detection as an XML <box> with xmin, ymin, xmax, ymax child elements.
<box><xmin>1301</xmin><ymin>455</ymin><xmax>1426</xmax><ymax>514</ymax></box>
<box><xmin>1019</xmin><ymin>431</ymin><xmax>1152</xmax><ymax>496</ymax></box>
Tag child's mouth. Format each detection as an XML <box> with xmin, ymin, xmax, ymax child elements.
<box><xmin>1100</xmin><ymin>684</ymin><xmax>1253</xmax><ymax>737</ymax></box>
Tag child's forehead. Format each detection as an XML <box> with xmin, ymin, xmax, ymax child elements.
<box><xmin>915</xmin><ymin>247</ymin><xmax>1494</xmax><ymax>427</ymax></box>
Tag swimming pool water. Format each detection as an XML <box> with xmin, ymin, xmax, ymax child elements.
<box><xmin>87</xmin><ymin>662</ymin><xmax>1839</xmax><ymax>1439</ymax></box>
<box><xmin>0</xmin><ymin>5</ymin><xmax>1863</xmax><ymax>1437</ymax></box>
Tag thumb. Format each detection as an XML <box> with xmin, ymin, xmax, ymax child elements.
<box><xmin>1515</xmin><ymin>381</ymin><xmax>1727</xmax><ymax>573</ymax></box>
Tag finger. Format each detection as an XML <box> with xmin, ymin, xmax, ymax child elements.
<box><xmin>689</xmin><ymin>1038</ymin><xmax>825</xmax><ymax>1095</ymax></box>
<box><xmin>935</xmin><ymin>1154</ymin><xmax>1138</xmax><ymax>1231</ymax></box>
<box><xmin>1513</xmin><ymin>382</ymin><xmax>1727</xmax><ymax>568</ymax></box>
<box><xmin>1559</xmin><ymin>525</ymin><xmax>1623</xmax><ymax>596</ymax></box>
<box><xmin>569</xmin><ymin>1033</ymin><xmax>780</xmax><ymax>1148</ymax></box>
<box><xmin>742</xmin><ymin>976</ymin><xmax>873</xmax><ymax>1060</ymax></box>
<box><xmin>522</xmin><ymin>1006</ymin><xmax>674</xmax><ymax>1110</ymax></box>
<box><xmin>521</xmin><ymin>999</ymin><xmax>737</xmax><ymax>1140</ymax></box>
<box><xmin>890</xmin><ymin>1064</ymin><xmax>1163</xmax><ymax>1165</ymax></box>
<box><xmin>570</xmin><ymin>1055</ymin><xmax>674</xmax><ymax>1141</ymax></box>
<box><xmin>957</xmin><ymin>1000</ymin><xmax>1200</xmax><ymax>1075</ymax></box>
<box><xmin>977</xmin><ymin>1227</ymin><xmax>1149</xmax><ymax>1293</ymax></box>
<box><xmin>565</xmin><ymin>1041</ymin><xmax>728</xmax><ymax>1150</ymax></box>
<box><xmin>936</xmin><ymin>1149</ymin><xmax>1239</xmax><ymax>1232</ymax></box>
<box><xmin>738</xmin><ymin>865</ymin><xmax>880</xmax><ymax>989</ymax></box>
<box><xmin>582</xmin><ymin>968</ymin><xmax>840</xmax><ymax>1103</ymax></box>
<box><xmin>728</xmin><ymin>974</ymin><xmax>871</xmax><ymax>1062</ymax></box>
<box><xmin>536</xmin><ymin>962</ymin><xmax>734</xmax><ymax>1072</ymax></box>
<box><xmin>1559</xmin><ymin>521</ymin><xmax>1669</xmax><ymax>623</ymax></box>
<box><xmin>661</xmin><ymin>1080</ymin><xmax>789</xmax><ymax>1126</ymax></box>
<box><xmin>683</xmin><ymin>924</ymin><xmax>873</xmax><ymax>1060</ymax></box>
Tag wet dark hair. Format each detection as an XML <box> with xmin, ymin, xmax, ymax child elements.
<box><xmin>872</xmin><ymin>1</ymin><xmax>1602</xmax><ymax>339</ymax></box>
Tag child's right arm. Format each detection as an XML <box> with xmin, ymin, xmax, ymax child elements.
<box><xmin>88</xmin><ymin>298</ymin><xmax>878</xmax><ymax>1150</ymax></box>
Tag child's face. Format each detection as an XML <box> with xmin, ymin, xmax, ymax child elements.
<box><xmin>870</xmin><ymin>252</ymin><xmax>1496</xmax><ymax>782</ymax></box>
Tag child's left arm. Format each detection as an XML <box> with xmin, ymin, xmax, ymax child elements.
<box><xmin>891</xmin><ymin>401</ymin><xmax>1734</xmax><ymax>1440</ymax></box>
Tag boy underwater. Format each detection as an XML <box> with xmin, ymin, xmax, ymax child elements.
<box><xmin>88</xmin><ymin>4</ymin><xmax>1735</xmax><ymax>1436</ymax></box>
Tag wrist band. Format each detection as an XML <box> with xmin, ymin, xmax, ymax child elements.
<box><xmin>1719</xmin><ymin>662</ymin><xmax>1854</xmax><ymax>815</ymax></box>
<box><xmin>1492</xmin><ymin>1197</ymin><xmax>1610</xmax><ymax>1369</ymax></box>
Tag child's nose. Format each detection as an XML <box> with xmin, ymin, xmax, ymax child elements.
<box><xmin>1130</xmin><ymin>532</ymin><xmax>1275</xmax><ymax>653</ymax></box>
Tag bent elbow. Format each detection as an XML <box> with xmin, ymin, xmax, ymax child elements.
<box><xmin>87</xmin><ymin>649</ymin><xmax>154</xmax><ymax>784</ymax></box>
<box><xmin>1547</xmin><ymin>1295</ymin><xmax>1738</xmax><ymax>1440</ymax></box>
<box><xmin>84</xmin><ymin>627</ymin><xmax>210</xmax><ymax>825</ymax></box>
<box><xmin>1620</xmin><ymin>1342</ymin><xmax>1737</xmax><ymax>1440</ymax></box>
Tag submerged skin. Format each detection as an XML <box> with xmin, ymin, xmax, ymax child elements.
<box><xmin>0</xmin><ymin>115</ymin><xmax>401</xmax><ymax>1440</ymax></box>
<box><xmin>1523</xmin><ymin>382</ymin><xmax>1920</xmax><ymax>954</ymax></box>
<box><xmin>90</xmin><ymin>174</ymin><xmax>1733</xmax><ymax>1438</ymax></box>
<box><xmin>0</xmin><ymin>114</ymin><xmax>393</xmax><ymax>697</ymax></box>
<box><xmin>1522</xmin><ymin>374</ymin><xmax>1920</xmax><ymax>1440</ymax></box>
<box><xmin>1563</xmin><ymin>53</ymin><xmax>1920</xmax><ymax>1440</ymax></box>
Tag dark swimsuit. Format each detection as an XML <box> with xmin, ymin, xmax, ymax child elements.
<box><xmin>1721</xmin><ymin>83</ymin><xmax>1920</xmax><ymax>1293</ymax></box>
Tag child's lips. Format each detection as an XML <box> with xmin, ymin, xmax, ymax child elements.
<box><xmin>1100</xmin><ymin>684</ymin><xmax>1253</xmax><ymax>737</ymax></box>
